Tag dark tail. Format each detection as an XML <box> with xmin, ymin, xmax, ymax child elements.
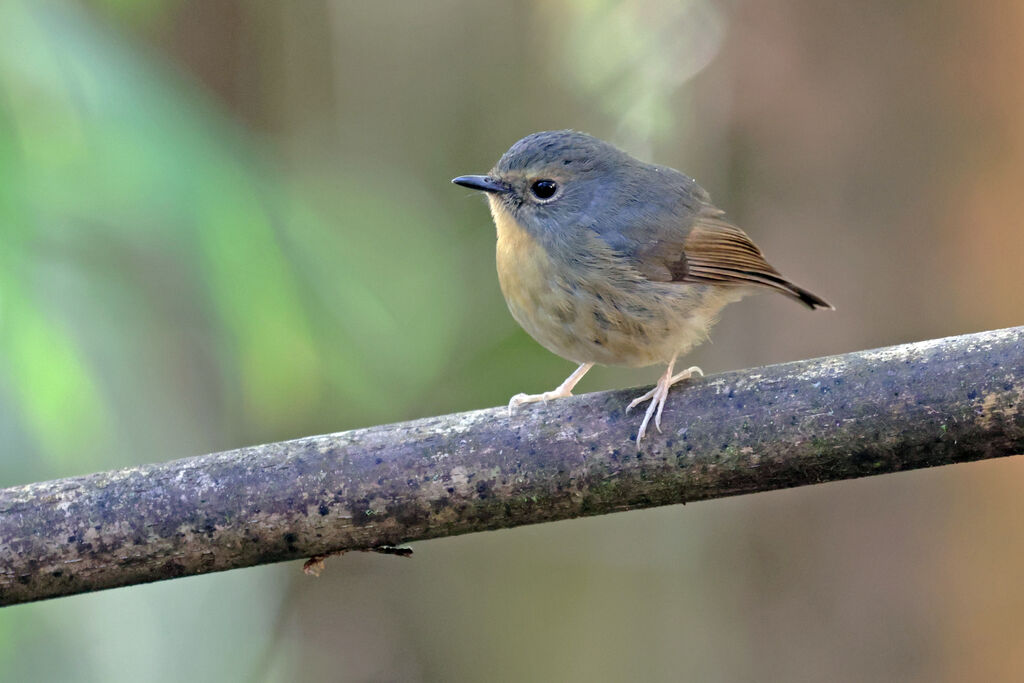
<box><xmin>781</xmin><ymin>282</ymin><xmax>834</xmax><ymax>310</ymax></box>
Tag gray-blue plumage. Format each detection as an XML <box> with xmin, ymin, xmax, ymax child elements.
<box><xmin>487</xmin><ymin>130</ymin><xmax>830</xmax><ymax>308</ymax></box>
<box><xmin>452</xmin><ymin>129</ymin><xmax>832</xmax><ymax>443</ymax></box>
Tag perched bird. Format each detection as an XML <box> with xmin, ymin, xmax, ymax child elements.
<box><xmin>453</xmin><ymin>130</ymin><xmax>831</xmax><ymax>443</ymax></box>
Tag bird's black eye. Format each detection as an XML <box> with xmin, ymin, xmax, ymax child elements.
<box><xmin>530</xmin><ymin>179</ymin><xmax>558</xmax><ymax>200</ymax></box>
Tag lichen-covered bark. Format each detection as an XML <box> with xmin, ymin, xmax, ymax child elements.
<box><xmin>1</xmin><ymin>327</ymin><xmax>1023</xmax><ymax>606</ymax></box>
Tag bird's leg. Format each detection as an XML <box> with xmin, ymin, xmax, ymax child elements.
<box><xmin>508</xmin><ymin>362</ymin><xmax>594</xmax><ymax>416</ymax></box>
<box><xmin>626</xmin><ymin>355</ymin><xmax>703</xmax><ymax>443</ymax></box>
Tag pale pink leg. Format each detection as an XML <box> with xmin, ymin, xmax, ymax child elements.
<box><xmin>508</xmin><ymin>363</ymin><xmax>595</xmax><ymax>416</ymax></box>
<box><xmin>626</xmin><ymin>355</ymin><xmax>703</xmax><ymax>444</ymax></box>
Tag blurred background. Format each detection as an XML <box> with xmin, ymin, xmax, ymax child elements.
<box><xmin>1</xmin><ymin>0</ymin><xmax>1023</xmax><ymax>680</ymax></box>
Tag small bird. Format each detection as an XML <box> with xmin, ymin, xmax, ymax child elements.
<box><xmin>453</xmin><ymin>131</ymin><xmax>831</xmax><ymax>444</ymax></box>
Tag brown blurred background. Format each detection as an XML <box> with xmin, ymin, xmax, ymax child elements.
<box><xmin>1</xmin><ymin>1</ymin><xmax>1023</xmax><ymax>681</ymax></box>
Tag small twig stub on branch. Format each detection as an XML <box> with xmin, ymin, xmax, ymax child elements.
<box><xmin>302</xmin><ymin>546</ymin><xmax>412</xmax><ymax>577</ymax></box>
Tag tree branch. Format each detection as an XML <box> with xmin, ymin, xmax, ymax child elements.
<box><xmin>2</xmin><ymin>327</ymin><xmax>1023</xmax><ymax>606</ymax></box>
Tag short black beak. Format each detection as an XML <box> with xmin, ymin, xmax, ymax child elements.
<box><xmin>451</xmin><ymin>175</ymin><xmax>509</xmax><ymax>194</ymax></box>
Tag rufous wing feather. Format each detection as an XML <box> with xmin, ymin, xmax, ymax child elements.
<box><xmin>677</xmin><ymin>211</ymin><xmax>833</xmax><ymax>310</ymax></box>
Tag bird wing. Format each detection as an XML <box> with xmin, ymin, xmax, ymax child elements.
<box><xmin>625</xmin><ymin>204</ymin><xmax>833</xmax><ymax>310</ymax></box>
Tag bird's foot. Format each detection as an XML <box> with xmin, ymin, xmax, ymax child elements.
<box><xmin>626</xmin><ymin>365</ymin><xmax>702</xmax><ymax>444</ymax></box>
<box><xmin>508</xmin><ymin>387</ymin><xmax>574</xmax><ymax>416</ymax></box>
<box><xmin>507</xmin><ymin>362</ymin><xmax>595</xmax><ymax>417</ymax></box>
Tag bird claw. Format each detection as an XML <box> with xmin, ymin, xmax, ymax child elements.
<box><xmin>507</xmin><ymin>389</ymin><xmax>573</xmax><ymax>417</ymax></box>
<box><xmin>629</xmin><ymin>365</ymin><xmax>703</xmax><ymax>445</ymax></box>
<box><xmin>625</xmin><ymin>387</ymin><xmax>657</xmax><ymax>414</ymax></box>
<box><xmin>507</xmin><ymin>393</ymin><xmax>529</xmax><ymax>416</ymax></box>
<box><xmin>507</xmin><ymin>363</ymin><xmax>594</xmax><ymax>417</ymax></box>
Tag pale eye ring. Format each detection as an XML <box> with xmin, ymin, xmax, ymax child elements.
<box><xmin>530</xmin><ymin>179</ymin><xmax>558</xmax><ymax>200</ymax></box>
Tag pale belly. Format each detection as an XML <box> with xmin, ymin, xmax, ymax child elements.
<box><xmin>490</xmin><ymin>201</ymin><xmax>743</xmax><ymax>367</ymax></box>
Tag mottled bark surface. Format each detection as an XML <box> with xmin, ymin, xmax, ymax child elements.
<box><xmin>1</xmin><ymin>327</ymin><xmax>1023</xmax><ymax>606</ymax></box>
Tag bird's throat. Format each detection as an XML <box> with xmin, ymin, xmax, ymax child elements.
<box><xmin>488</xmin><ymin>198</ymin><xmax>563</xmax><ymax>334</ymax></box>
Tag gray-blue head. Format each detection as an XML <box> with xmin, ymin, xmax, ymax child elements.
<box><xmin>453</xmin><ymin>130</ymin><xmax>642</xmax><ymax>240</ymax></box>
